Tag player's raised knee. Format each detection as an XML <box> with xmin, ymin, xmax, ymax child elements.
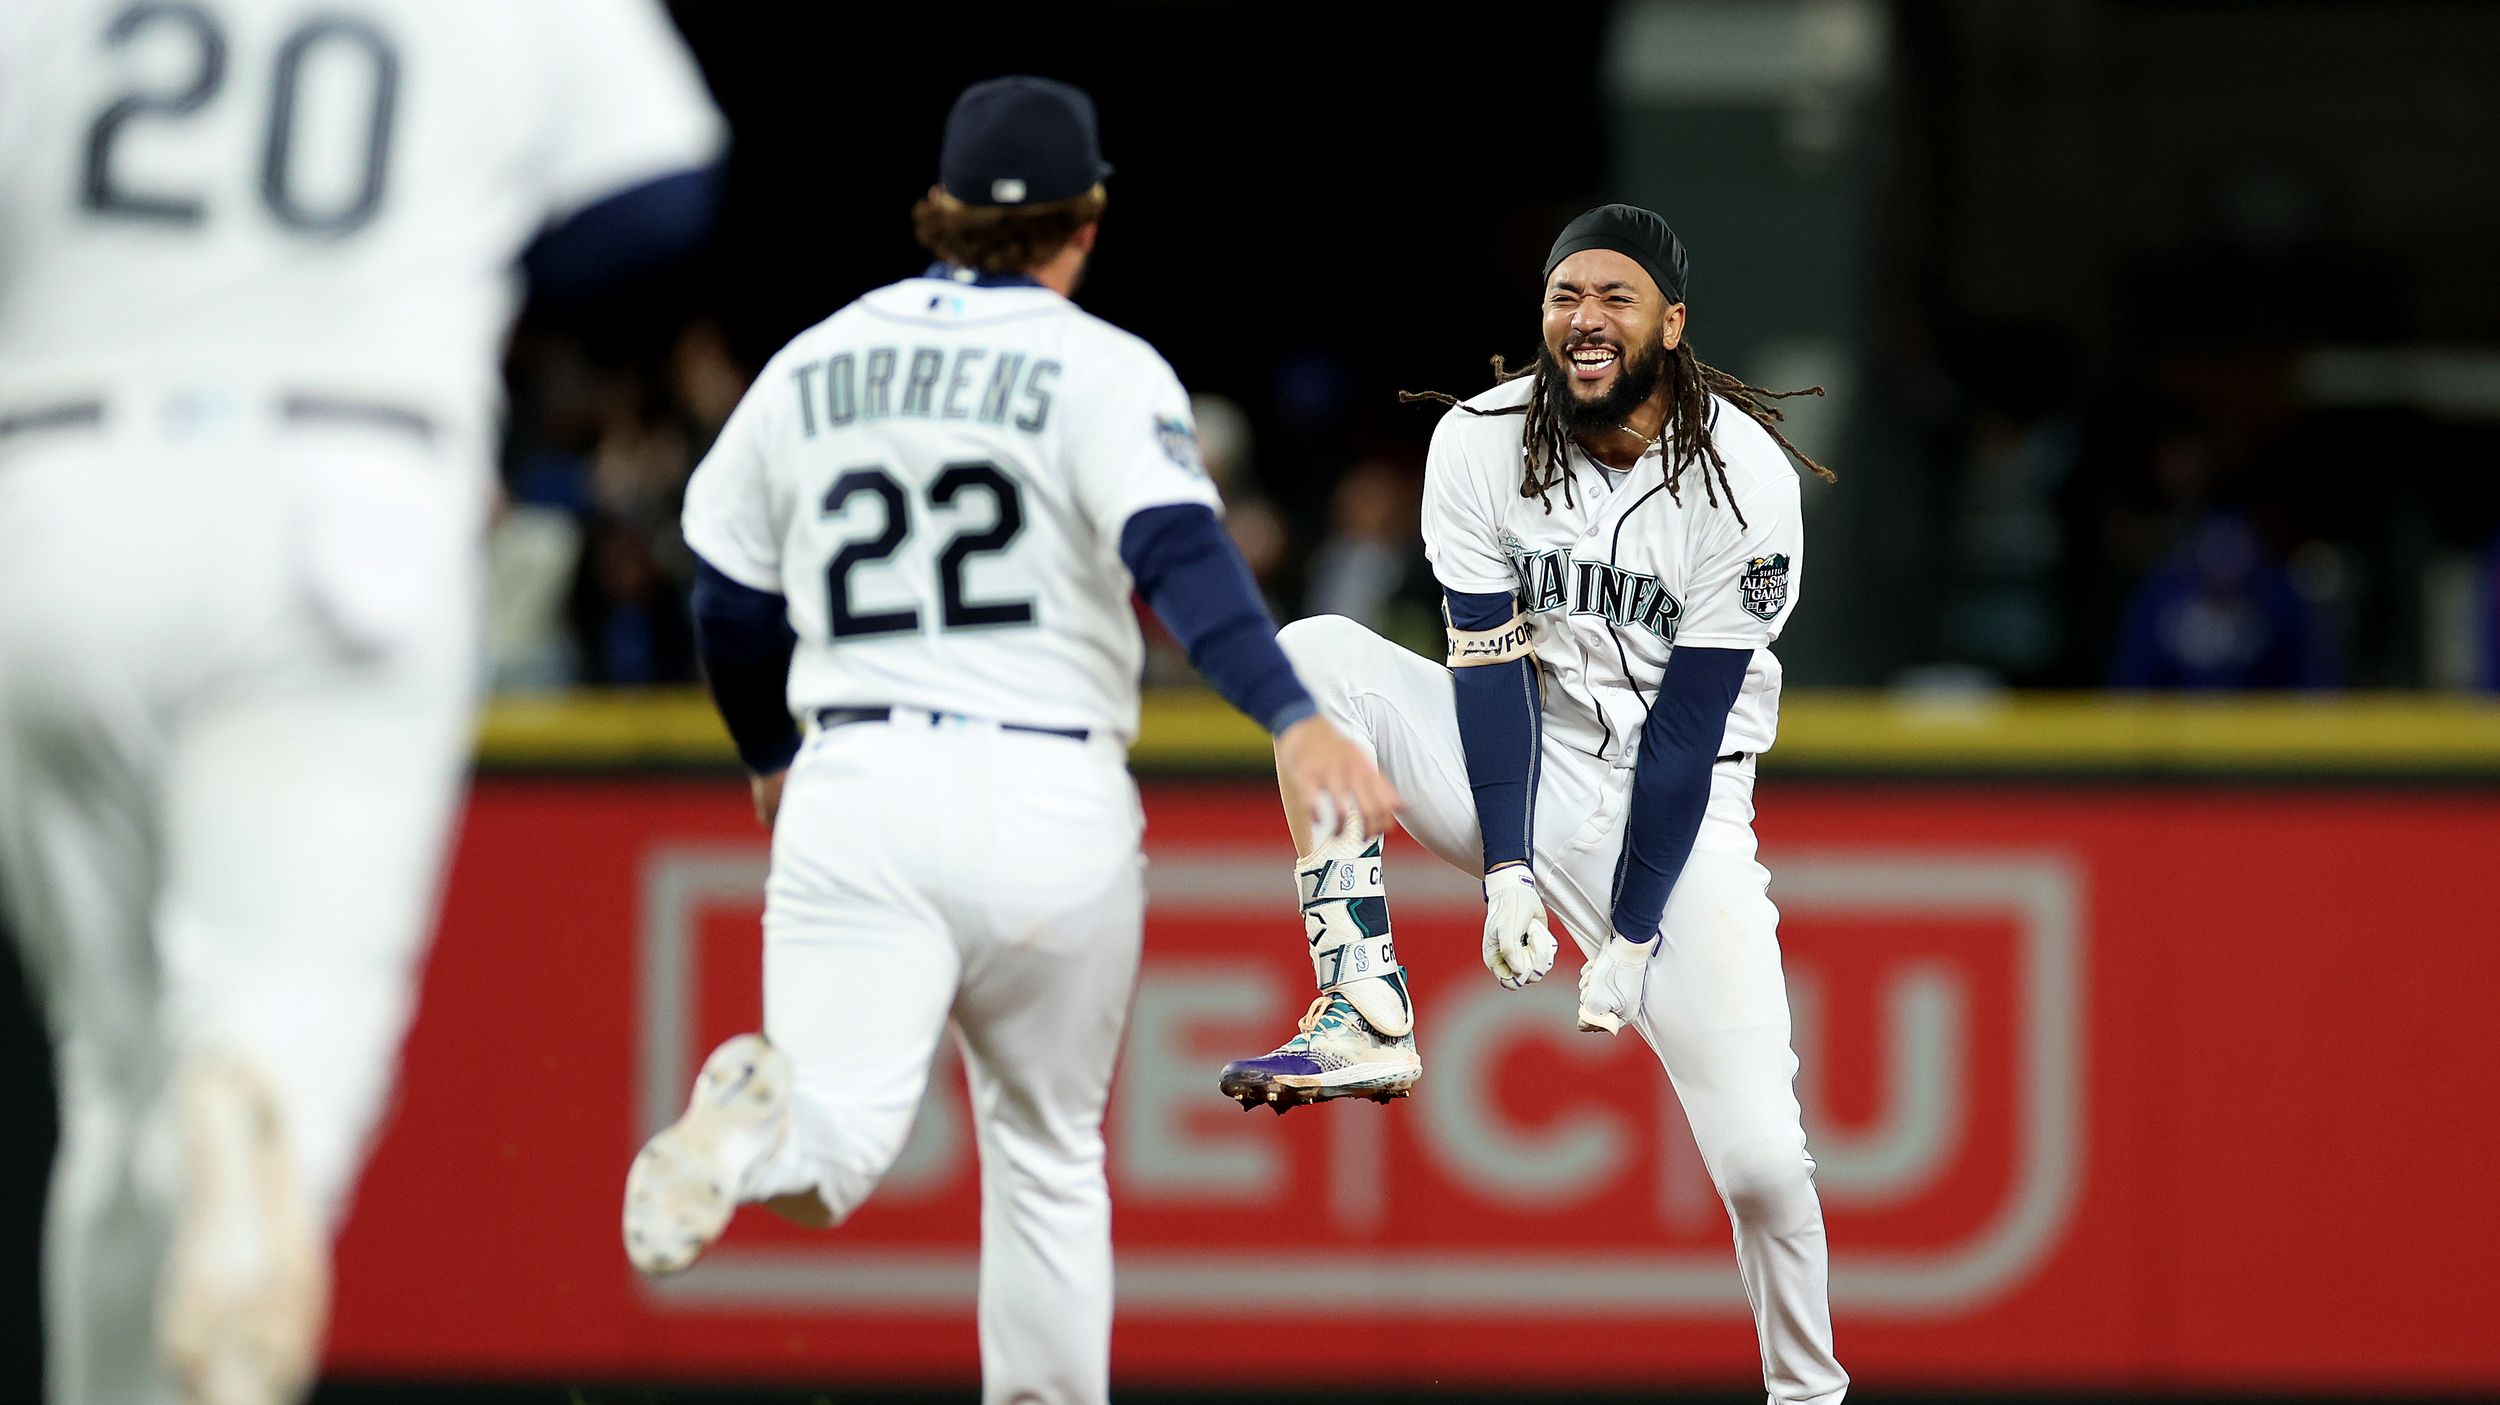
<box><xmin>1712</xmin><ymin>1134</ymin><xmax>1819</xmax><ymax>1232</ymax></box>
<box><xmin>1275</xmin><ymin>613</ymin><xmax>1379</xmax><ymax>686</ymax></box>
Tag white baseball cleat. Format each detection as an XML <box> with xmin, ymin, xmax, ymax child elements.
<box><xmin>622</xmin><ymin>1033</ymin><xmax>792</xmax><ymax>1276</ymax></box>
<box><xmin>160</xmin><ymin>1051</ymin><xmax>328</xmax><ymax>1405</ymax></box>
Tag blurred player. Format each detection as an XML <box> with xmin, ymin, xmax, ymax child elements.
<box><xmin>0</xmin><ymin>3</ymin><xmax>724</xmax><ymax>1401</ymax></box>
<box><xmin>622</xmin><ymin>77</ymin><xmax>1395</xmax><ymax>1405</ymax></box>
<box><xmin>1217</xmin><ymin>205</ymin><xmax>1850</xmax><ymax>1402</ymax></box>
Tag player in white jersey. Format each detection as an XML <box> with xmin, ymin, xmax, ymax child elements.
<box><xmin>0</xmin><ymin>2</ymin><xmax>724</xmax><ymax>1401</ymax></box>
<box><xmin>624</xmin><ymin>77</ymin><xmax>1395</xmax><ymax>1405</ymax></box>
<box><xmin>1217</xmin><ymin>206</ymin><xmax>1850</xmax><ymax>1403</ymax></box>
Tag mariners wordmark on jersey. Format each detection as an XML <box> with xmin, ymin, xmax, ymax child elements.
<box><xmin>790</xmin><ymin>345</ymin><xmax>1060</xmax><ymax>437</ymax></box>
<box><xmin>1503</xmin><ymin>531</ymin><xmax>1685</xmax><ymax>641</ymax></box>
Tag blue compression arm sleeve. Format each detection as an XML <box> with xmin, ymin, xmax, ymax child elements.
<box><xmin>690</xmin><ymin>555</ymin><xmax>801</xmax><ymax>774</ymax></box>
<box><xmin>1119</xmin><ymin>504</ymin><xmax>1317</xmax><ymax>734</ymax></box>
<box><xmin>1445</xmin><ymin>588</ymin><xmax>1539</xmax><ymax>873</ymax></box>
<box><xmin>1612</xmin><ymin>646</ymin><xmax>1753</xmax><ymax>943</ymax></box>
<box><xmin>524</xmin><ymin>163</ymin><xmax>722</xmax><ymax>301</ymax></box>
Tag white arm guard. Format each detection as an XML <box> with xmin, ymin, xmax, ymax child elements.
<box><xmin>1446</xmin><ymin>612</ymin><xmax>1535</xmax><ymax>667</ymax></box>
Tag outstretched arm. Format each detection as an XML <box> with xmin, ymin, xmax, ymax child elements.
<box><xmin>1121</xmin><ymin>503</ymin><xmax>1399</xmax><ymax>837</ymax></box>
<box><xmin>1120</xmin><ymin>504</ymin><xmax>1313</xmax><ymax>735</ymax></box>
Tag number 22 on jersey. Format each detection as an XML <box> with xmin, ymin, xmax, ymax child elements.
<box><xmin>821</xmin><ymin>461</ymin><xmax>1035</xmax><ymax>642</ymax></box>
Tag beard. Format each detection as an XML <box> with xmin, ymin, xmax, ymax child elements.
<box><xmin>1540</xmin><ymin>335</ymin><xmax>1668</xmax><ymax>438</ymax></box>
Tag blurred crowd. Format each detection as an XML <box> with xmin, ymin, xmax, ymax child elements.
<box><xmin>1901</xmin><ymin>316</ymin><xmax>2500</xmax><ymax>691</ymax></box>
<box><xmin>483</xmin><ymin>321</ymin><xmax>1455</xmax><ymax>695</ymax></box>
<box><xmin>486</xmin><ymin>316</ymin><xmax>2500</xmax><ymax>696</ymax></box>
<box><xmin>487</xmin><ymin>320</ymin><xmax>738</xmax><ymax>691</ymax></box>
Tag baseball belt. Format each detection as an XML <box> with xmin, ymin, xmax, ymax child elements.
<box><xmin>0</xmin><ymin>393</ymin><xmax>436</xmax><ymax>444</ymax></box>
<box><xmin>815</xmin><ymin>705</ymin><xmax>1091</xmax><ymax>744</ymax></box>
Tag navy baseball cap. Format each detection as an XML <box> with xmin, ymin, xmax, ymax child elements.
<box><xmin>939</xmin><ymin>76</ymin><xmax>1113</xmax><ymax>208</ymax></box>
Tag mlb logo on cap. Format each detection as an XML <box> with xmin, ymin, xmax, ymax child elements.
<box><xmin>941</xmin><ymin>76</ymin><xmax>1114</xmax><ymax>209</ymax></box>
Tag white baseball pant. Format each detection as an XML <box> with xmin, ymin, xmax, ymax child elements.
<box><xmin>0</xmin><ymin>414</ymin><xmax>477</xmax><ymax>1405</ymax></box>
<box><xmin>740</xmin><ymin>714</ymin><xmax>1145</xmax><ymax>1405</ymax></box>
<box><xmin>1277</xmin><ymin>614</ymin><xmax>1847</xmax><ymax>1405</ymax></box>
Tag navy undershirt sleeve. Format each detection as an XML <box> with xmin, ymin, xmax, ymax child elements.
<box><xmin>1119</xmin><ymin>504</ymin><xmax>1317</xmax><ymax>735</ymax></box>
<box><xmin>690</xmin><ymin>555</ymin><xmax>801</xmax><ymax>774</ymax></box>
<box><xmin>1611</xmin><ymin>645</ymin><xmax>1753</xmax><ymax>942</ymax></box>
<box><xmin>524</xmin><ymin>163</ymin><xmax>722</xmax><ymax>302</ymax></box>
<box><xmin>1445</xmin><ymin>588</ymin><xmax>1540</xmax><ymax>873</ymax></box>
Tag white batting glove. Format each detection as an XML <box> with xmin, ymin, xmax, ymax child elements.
<box><xmin>1481</xmin><ymin>864</ymin><xmax>1558</xmax><ymax>990</ymax></box>
<box><xmin>1576</xmin><ymin>933</ymin><xmax>1657</xmax><ymax>1034</ymax></box>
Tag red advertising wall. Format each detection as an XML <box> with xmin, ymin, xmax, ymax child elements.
<box><xmin>330</xmin><ymin>779</ymin><xmax>2500</xmax><ymax>1393</ymax></box>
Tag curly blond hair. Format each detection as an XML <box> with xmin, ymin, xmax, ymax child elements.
<box><xmin>912</xmin><ymin>185</ymin><xmax>1108</xmax><ymax>276</ymax></box>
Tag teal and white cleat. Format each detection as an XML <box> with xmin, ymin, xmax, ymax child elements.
<box><xmin>1216</xmin><ymin>976</ymin><xmax>1419</xmax><ymax>1113</ymax></box>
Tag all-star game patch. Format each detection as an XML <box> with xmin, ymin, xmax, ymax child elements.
<box><xmin>1740</xmin><ymin>552</ymin><xmax>1791</xmax><ymax>621</ymax></box>
<box><xmin>1155</xmin><ymin>415</ymin><xmax>1204</xmax><ymax>474</ymax></box>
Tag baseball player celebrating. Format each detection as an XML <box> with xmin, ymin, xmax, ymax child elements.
<box><xmin>624</xmin><ymin>77</ymin><xmax>1395</xmax><ymax>1405</ymax></box>
<box><xmin>1217</xmin><ymin>206</ymin><xmax>1849</xmax><ymax>1403</ymax></box>
<box><xmin>0</xmin><ymin>3</ymin><xmax>724</xmax><ymax>1402</ymax></box>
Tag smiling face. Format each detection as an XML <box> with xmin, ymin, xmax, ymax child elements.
<box><xmin>1539</xmin><ymin>248</ymin><xmax>1686</xmax><ymax>439</ymax></box>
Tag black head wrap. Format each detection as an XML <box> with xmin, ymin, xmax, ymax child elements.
<box><xmin>1543</xmin><ymin>204</ymin><xmax>1689</xmax><ymax>305</ymax></box>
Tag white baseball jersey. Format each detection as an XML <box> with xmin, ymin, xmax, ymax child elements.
<box><xmin>1421</xmin><ymin>375</ymin><xmax>1804</xmax><ymax>762</ymax></box>
<box><xmin>681</xmin><ymin>274</ymin><xmax>1222</xmax><ymax>743</ymax></box>
<box><xmin>0</xmin><ymin>0</ymin><xmax>725</xmax><ymax>480</ymax></box>
<box><xmin>0</xmin><ymin>8</ymin><xmax>720</xmax><ymax>1403</ymax></box>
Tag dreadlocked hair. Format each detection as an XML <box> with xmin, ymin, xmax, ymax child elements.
<box><xmin>1398</xmin><ymin>343</ymin><xmax>1836</xmax><ymax>528</ymax></box>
